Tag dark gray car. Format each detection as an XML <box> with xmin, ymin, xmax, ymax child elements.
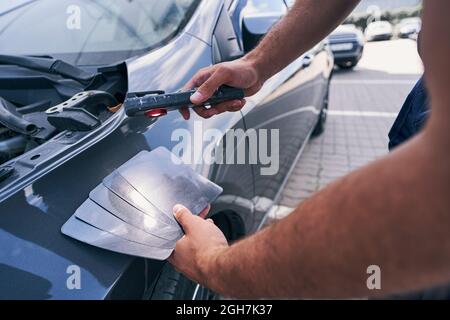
<box><xmin>329</xmin><ymin>24</ymin><xmax>365</xmax><ymax>70</ymax></box>
<box><xmin>0</xmin><ymin>0</ymin><xmax>333</xmax><ymax>300</ymax></box>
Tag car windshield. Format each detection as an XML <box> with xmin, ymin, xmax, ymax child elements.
<box><xmin>0</xmin><ymin>0</ymin><xmax>199</xmax><ymax>65</ymax></box>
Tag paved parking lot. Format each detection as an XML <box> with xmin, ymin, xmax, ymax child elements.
<box><xmin>267</xmin><ymin>39</ymin><xmax>423</xmax><ymax>222</ymax></box>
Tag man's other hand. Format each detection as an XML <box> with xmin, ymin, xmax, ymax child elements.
<box><xmin>168</xmin><ymin>204</ymin><xmax>229</xmax><ymax>286</ymax></box>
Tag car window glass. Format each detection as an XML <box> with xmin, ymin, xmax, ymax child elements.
<box><xmin>0</xmin><ymin>0</ymin><xmax>198</xmax><ymax>63</ymax></box>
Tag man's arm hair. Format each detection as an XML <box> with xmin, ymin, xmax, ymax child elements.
<box><xmin>246</xmin><ymin>0</ymin><xmax>361</xmax><ymax>81</ymax></box>
<box><xmin>205</xmin><ymin>0</ymin><xmax>450</xmax><ymax>299</ymax></box>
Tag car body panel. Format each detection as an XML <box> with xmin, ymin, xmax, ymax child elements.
<box><xmin>242</xmin><ymin>43</ymin><xmax>333</xmax><ymax>227</ymax></box>
<box><xmin>0</xmin><ymin>0</ymin><xmax>332</xmax><ymax>299</ymax></box>
<box><xmin>183</xmin><ymin>0</ymin><xmax>222</xmax><ymax>45</ymax></box>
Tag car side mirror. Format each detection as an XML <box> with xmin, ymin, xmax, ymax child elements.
<box><xmin>242</xmin><ymin>12</ymin><xmax>284</xmax><ymax>53</ymax></box>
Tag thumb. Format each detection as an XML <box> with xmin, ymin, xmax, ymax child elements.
<box><xmin>191</xmin><ymin>69</ymin><xmax>229</xmax><ymax>105</ymax></box>
<box><xmin>173</xmin><ymin>204</ymin><xmax>196</xmax><ymax>233</ymax></box>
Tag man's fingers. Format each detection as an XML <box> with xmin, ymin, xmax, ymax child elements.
<box><xmin>179</xmin><ymin>108</ymin><xmax>190</xmax><ymax>120</ymax></box>
<box><xmin>212</xmin><ymin>99</ymin><xmax>246</xmax><ymax>114</ymax></box>
<box><xmin>191</xmin><ymin>68</ymin><xmax>230</xmax><ymax>105</ymax></box>
<box><xmin>244</xmin><ymin>84</ymin><xmax>262</xmax><ymax>97</ymax></box>
<box><xmin>182</xmin><ymin>63</ymin><xmax>252</xmax><ymax>118</ymax></box>
<box><xmin>193</xmin><ymin>99</ymin><xmax>245</xmax><ymax>119</ymax></box>
<box><xmin>182</xmin><ymin>79</ymin><xmax>196</xmax><ymax>92</ymax></box>
<box><xmin>193</xmin><ymin>106</ymin><xmax>217</xmax><ymax>118</ymax></box>
<box><xmin>199</xmin><ymin>204</ymin><xmax>211</xmax><ymax>219</ymax></box>
<box><xmin>173</xmin><ymin>204</ymin><xmax>198</xmax><ymax>233</ymax></box>
<box><xmin>179</xmin><ymin>68</ymin><xmax>218</xmax><ymax>119</ymax></box>
<box><xmin>182</xmin><ymin>68</ymin><xmax>211</xmax><ymax>91</ymax></box>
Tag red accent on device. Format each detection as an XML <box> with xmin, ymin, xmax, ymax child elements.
<box><xmin>145</xmin><ymin>108</ymin><xmax>167</xmax><ymax>118</ymax></box>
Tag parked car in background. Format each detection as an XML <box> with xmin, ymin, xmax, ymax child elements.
<box><xmin>365</xmin><ymin>21</ymin><xmax>393</xmax><ymax>41</ymax></box>
<box><xmin>397</xmin><ymin>17</ymin><xmax>421</xmax><ymax>39</ymax></box>
<box><xmin>0</xmin><ymin>0</ymin><xmax>333</xmax><ymax>300</ymax></box>
<box><xmin>328</xmin><ymin>24</ymin><xmax>365</xmax><ymax>70</ymax></box>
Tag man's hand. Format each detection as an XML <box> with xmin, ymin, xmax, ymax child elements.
<box><xmin>179</xmin><ymin>57</ymin><xmax>264</xmax><ymax>120</ymax></box>
<box><xmin>168</xmin><ymin>204</ymin><xmax>229</xmax><ymax>286</ymax></box>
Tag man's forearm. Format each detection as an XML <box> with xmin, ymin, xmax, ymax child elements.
<box><xmin>170</xmin><ymin>0</ymin><xmax>450</xmax><ymax>299</ymax></box>
<box><xmin>245</xmin><ymin>0</ymin><xmax>360</xmax><ymax>81</ymax></box>
<box><xmin>205</xmin><ymin>130</ymin><xmax>450</xmax><ymax>298</ymax></box>
<box><xmin>203</xmin><ymin>0</ymin><xmax>450</xmax><ymax>299</ymax></box>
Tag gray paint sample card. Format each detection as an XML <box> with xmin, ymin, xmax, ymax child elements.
<box><xmin>118</xmin><ymin>147</ymin><xmax>222</xmax><ymax>216</ymax></box>
<box><xmin>102</xmin><ymin>171</ymin><xmax>178</xmax><ymax>227</ymax></box>
<box><xmin>75</xmin><ymin>199</ymin><xmax>178</xmax><ymax>247</ymax></box>
<box><xmin>90</xmin><ymin>184</ymin><xmax>182</xmax><ymax>240</ymax></box>
<box><xmin>62</xmin><ymin>216</ymin><xmax>174</xmax><ymax>260</ymax></box>
<box><xmin>61</xmin><ymin>146</ymin><xmax>223</xmax><ymax>260</ymax></box>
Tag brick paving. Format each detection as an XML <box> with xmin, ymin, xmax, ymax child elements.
<box><xmin>268</xmin><ymin>39</ymin><xmax>423</xmax><ymax>221</ymax></box>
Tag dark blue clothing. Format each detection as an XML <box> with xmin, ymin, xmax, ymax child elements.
<box><xmin>388</xmin><ymin>77</ymin><xmax>430</xmax><ymax>150</ymax></box>
<box><xmin>387</xmin><ymin>78</ymin><xmax>450</xmax><ymax>299</ymax></box>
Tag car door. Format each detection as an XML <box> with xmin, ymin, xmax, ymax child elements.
<box><xmin>238</xmin><ymin>0</ymin><xmax>332</xmax><ymax>229</ymax></box>
<box><xmin>206</xmin><ymin>1</ymin><xmax>256</xmax><ymax>235</ymax></box>
<box><xmin>127</xmin><ymin>0</ymin><xmax>256</xmax><ymax>236</ymax></box>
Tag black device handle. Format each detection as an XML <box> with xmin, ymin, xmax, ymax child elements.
<box><xmin>124</xmin><ymin>86</ymin><xmax>245</xmax><ymax>117</ymax></box>
<box><xmin>204</xmin><ymin>85</ymin><xmax>245</xmax><ymax>106</ymax></box>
